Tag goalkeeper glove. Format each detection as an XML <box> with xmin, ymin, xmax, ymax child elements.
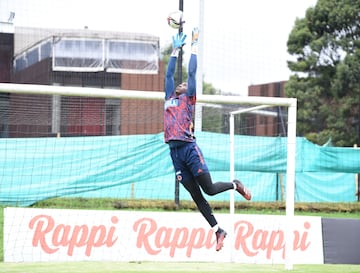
<box><xmin>171</xmin><ymin>32</ymin><xmax>187</xmax><ymax>57</ymax></box>
<box><xmin>191</xmin><ymin>27</ymin><xmax>199</xmax><ymax>55</ymax></box>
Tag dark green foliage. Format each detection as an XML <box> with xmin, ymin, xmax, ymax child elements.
<box><xmin>286</xmin><ymin>0</ymin><xmax>360</xmax><ymax>146</ymax></box>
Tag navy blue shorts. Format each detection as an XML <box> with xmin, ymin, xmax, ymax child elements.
<box><xmin>169</xmin><ymin>141</ymin><xmax>209</xmax><ymax>183</ymax></box>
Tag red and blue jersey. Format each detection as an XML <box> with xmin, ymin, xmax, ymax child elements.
<box><xmin>164</xmin><ymin>54</ymin><xmax>197</xmax><ymax>143</ymax></box>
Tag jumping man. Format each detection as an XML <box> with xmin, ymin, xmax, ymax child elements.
<box><xmin>164</xmin><ymin>27</ymin><xmax>252</xmax><ymax>251</ymax></box>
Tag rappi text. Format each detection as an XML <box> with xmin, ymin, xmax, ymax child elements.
<box><xmin>28</xmin><ymin>215</ymin><xmax>311</xmax><ymax>258</ymax></box>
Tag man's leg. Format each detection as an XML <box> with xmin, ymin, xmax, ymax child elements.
<box><xmin>196</xmin><ymin>173</ymin><xmax>233</xmax><ymax>196</ymax></box>
<box><xmin>181</xmin><ymin>178</ymin><xmax>217</xmax><ymax>227</ymax></box>
<box><xmin>181</xmin><ymin>178</ymin><xmax>227</xmax><ymax>251</ymax></box>
<box><xmin>197</xmin><ymin>173</ymin><xmax>252</xmax><ymax>201</ymax></box>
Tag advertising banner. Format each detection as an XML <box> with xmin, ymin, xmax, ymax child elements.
<box><xmin>4</xmin><ymin>207</ymin><xmax>324</xmax><ymax>264</ymax></box>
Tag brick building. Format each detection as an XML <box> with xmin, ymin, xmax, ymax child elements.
<box><xmin>0</xmin><ymin>25</ymin><xmax>164</xmax><ymax>137</ymax></box>
<box><xmin>247</xmin><ymin>81</ymin><xmax>287</xmax><ymax>136</ymax></box>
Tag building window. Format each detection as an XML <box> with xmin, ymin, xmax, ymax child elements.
<box><xmin>14</xmin><ymin>34</ymin><xmax>159</xmax><ymax>75</ymax></box>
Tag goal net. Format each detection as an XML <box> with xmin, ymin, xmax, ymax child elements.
<box><xmin>0</xmin><ymin>82</ymin><xmax>296</xmax><ymax>205</ymax></box>
<box><xmin>0</xmin><ymin>82</ymin><xmax>297</xmax><ymax>266</ymax></box>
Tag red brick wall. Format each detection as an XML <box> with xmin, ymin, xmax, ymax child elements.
<box><xmin>120</xmin><ymin>61</ymin><xmax>164</xmax><ymax>135</ymax></box>
<box><xmin>9</xmin><ymin>58</ymin><xmax>165</xmax><ymax>137</ymax></box>
<box><xmin>248</xmin><ymin>81</ymin><xmax>287</xmax><ymax>136</ymax></box>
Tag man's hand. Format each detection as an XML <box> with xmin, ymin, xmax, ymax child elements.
<box><xmin>191</xmin><ymin>27</ymin><xmax>199</xmax><ymax>55</ymax></box>
<box><xmin>171</xmin><ymin>32</ymin><xmax>187</xmax><ymax>57</ymax></box>
<box><xmin>191</xmin><ymin>27</ymin><xmax>199</xmax><ymax>46</ymax></box>
<box><xmin>172</xmin><ymin>32</ymin><xmax>187</xmax><ymax>49</ymax></box>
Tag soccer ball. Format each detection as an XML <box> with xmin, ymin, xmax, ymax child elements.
<box><xmin>167</xmin><ymin>10</ymin><xmax>184</xmax><ymax>29</ymax></box>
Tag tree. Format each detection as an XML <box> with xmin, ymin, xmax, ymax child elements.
<box><xmin>285</xmin><ymin>0</ymin><xmax>360</xmax><ymax>146</ymax></box>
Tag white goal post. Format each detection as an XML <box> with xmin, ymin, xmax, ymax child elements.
<box><xmin>0</xmin><ymin>82</ymin><xmax>297</xmax><ymax>269</ymax></box>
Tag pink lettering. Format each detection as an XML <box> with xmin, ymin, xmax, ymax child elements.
<box><xmin>133</xmin><ymin>218</ymin><xmax>161</xmax><ymax>255</ymax></box>
<box><xmin>293</xmin><ymin>221</ymin><xmax>311</xmax><ymax>251</ymax></box>
<box><xmin>133</xmin><ymin>218</ymin><xmax>211</xmax><ymax>257</ymax></box>
<box><xmin>28</xmin><ymin>214</ymin><xmax>314</xmax><ymax>260</ymax></box>
<box><xmin>29</xmin><ymin>214</ymin><xmax>118</xmax><ymax>256</ymax></box>
<box><xmin>234</xmin><ymin>220</ymin><xmax>258</xmax><ymax>257</ymax></box>
<box><xmin>29</xmin><ymin>215</ymin><xmax>58</xmax><ymax>254</ymax></box>
<box><xmin>234</xmin><ymin>220</ymin><xmax>312</xmax><ymax>259</ymax></box>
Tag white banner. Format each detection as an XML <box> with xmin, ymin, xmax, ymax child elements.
<box><xmin>4</xmin><ymin>207</ymin><xmax>324</xmax><ymax>264</ymax></box>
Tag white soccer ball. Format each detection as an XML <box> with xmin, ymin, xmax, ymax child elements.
<box><xmin>167</xmin><ymin>10</ymin><xmax>183</xmax><ymax>29</ymax></box>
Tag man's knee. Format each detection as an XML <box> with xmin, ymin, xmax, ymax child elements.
<box><xmin>197</xmin><ymin>173</ymin><xmax>216</xmax><ymax>195</ymax></box>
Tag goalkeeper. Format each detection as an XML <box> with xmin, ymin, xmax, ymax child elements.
<box><xmin>164</xmin><ymin>27</ymin><xmax>252</xmax><ymax>252</ymax></box>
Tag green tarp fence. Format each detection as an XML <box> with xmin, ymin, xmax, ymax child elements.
<box><xmin>1</xmin><ymin>132</ymin><xmax>359</xmax><ymax>206</ymax></box>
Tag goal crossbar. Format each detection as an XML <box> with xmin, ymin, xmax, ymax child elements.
<box><xmin>0</xmin><ymin>83</ymin><xmax>296</xmax><ymax>106</ymax></box>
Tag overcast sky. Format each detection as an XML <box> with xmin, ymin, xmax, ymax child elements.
<box><xmin>0</xmin><ymin>0</ymin><xmax>317</xmax><ymax>95</ymax></box>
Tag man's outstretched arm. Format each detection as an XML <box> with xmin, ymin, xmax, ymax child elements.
<box><xmin>187</xmin><ymin>27</ymin><xmax>199</xmax><ymax>97</ymax></box>
<box><xmin>165</xmin><ymin>32</ymin><xmax>187</xmax><ymax>99</ymax></box>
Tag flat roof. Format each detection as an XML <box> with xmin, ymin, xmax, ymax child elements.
<box><xmin>14</xmin><ymin>26</ymin><xmax>159</xmax><ymax>55</ymax></box>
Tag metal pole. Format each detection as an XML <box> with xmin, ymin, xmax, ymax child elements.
<box><xmin>177</xmin><ymin>0</ymin><xmax>184</xmax><ymax>86</ymax></box>
<box><xmin>194</xmin><ymin>0</ymin><xmax>204</xmax><ymax>134</ymax></box>
<box><xmin>357</xmin><ymin>78</ymin><xmax>360</xmax><ymax>201</ymax></box>
<box><xmin>358</xmin><ymin>76</ymin><xmax>360</xmax><ymax>146</ymax></box>
<box><xmin>174</xmin><ymin>0</ymin><xmax>184</xmax><ymax>208</ymax></box>
<box><xmin>285</xmin><ymin>98</ymin><xmax>297</xmax><ymax>270</ymax></box>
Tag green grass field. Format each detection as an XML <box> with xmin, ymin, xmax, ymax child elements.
<box><xmin>1</xmin><ymin>199</ymin><xmax>360</xmax><ymax>272</ymax></box>
<box><xmin>1</xmin><ymin>262</ymin><xmax>360</xmax><ymax>273</ymax></box>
